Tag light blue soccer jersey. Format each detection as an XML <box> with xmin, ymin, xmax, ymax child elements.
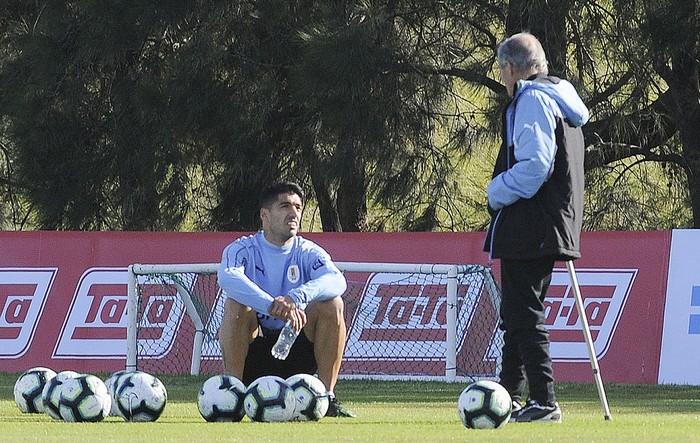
<box><xmin>218</xmin><ymin>231</ymin><xmax>347</xmax><ymax>331</ymax></box>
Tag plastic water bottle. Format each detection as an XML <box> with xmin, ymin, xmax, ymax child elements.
<box><xmin>271</xmin><ymin>320</ymin><xmax>298</xmax><ymax>360</ymax></box>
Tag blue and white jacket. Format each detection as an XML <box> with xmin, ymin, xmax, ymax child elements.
<box><xmin>484</xmin><ymin>75</ymin><xmax>589</xmax><ymax>260</ymax></box>
<box><xmin>218</xmin><ymin>231</ymin><xmax>347</xmax><ymax>331</ymax></box>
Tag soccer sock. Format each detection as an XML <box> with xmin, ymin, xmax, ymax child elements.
<box><xmin>327</xmin><ymin>390</ymin><xmax>335</xmax><ymax>399</ymax></box>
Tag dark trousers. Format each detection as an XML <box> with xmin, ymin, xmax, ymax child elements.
<box><xmin>242</xmin><ymin>330</ymin><xmax>317</xmax><ymax>386</ymax></box>
<box><xmin>498</xmin><ymin>256</ymin><xmax>557</xmax><ymax>406</ymax></box>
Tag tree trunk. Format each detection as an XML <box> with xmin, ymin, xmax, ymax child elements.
<box><xmin>336</xmin><ymin>138</ymin><xmax>369</xmax><ymax>232</ymax></box>
<box><xmin>645</xmin><ymin>0</ymin><xmax>700</xmax><ymax>227</ymax></box>
<box><xmin>307</xmin><ymin>159</ymin><xmax>341</xmax><ymax>232</ymax></box>
<box><xmin>505</xmin><ymin>0</ymin><xmax>570</xmax><ymax>75</ymax></box>
<box><xmin>314</xmin><ymin>182</ymin><xmax>341</xmax><ymax>232</ymax></box>
<box><xmin>299</xmin><ymin>123</ymin><xmax>341</xmax><ymax>232</ymax></box>
<box><xmin>669</xmin><ymin>87</ymin><xmax>700</xmax><ymax>228</ymax></box>
<box><xmin>683</xmin><ymin>142</ymin><xmax>700</xmax><ymax>228</ymax></box>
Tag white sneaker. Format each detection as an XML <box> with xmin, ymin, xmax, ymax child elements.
<box><xmin>511</xmin><ymin>400</ymin><xmax>523</xmax><ymax>413</ymax></box>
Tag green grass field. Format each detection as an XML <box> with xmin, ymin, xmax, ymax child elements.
<box><xmin>2</xmin><ymin>373</ymin><xmax>699</xmax><ymax>442</ymax></box>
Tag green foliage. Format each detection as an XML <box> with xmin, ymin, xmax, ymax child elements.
<box><xmin>0</xmin><ymin>1</ymin><xmax>697</xmax><ymax>231</ymax></box>
<box><xmin>584</xmin><ymin>156</ymin><xmax>692</xmax><ymax>230</ymax></box>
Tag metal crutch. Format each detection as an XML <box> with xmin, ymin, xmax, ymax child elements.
<box><xmin>566</xmin><ymin>260</ymin><xmax>612</xmax><ymax>420</ymax></box>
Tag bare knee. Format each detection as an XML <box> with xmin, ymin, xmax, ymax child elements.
<box><xmin>304</xmin><ymin>297</ymin><xmax>345</xmax><ymax>339</ymax></box>
<box><xmin>219</xmin><ymin>299</ymin><xmax>258</xmax><ymax>344</ymax></box>
<box><xmin>312</xmin><ymin>296</ymin><xmax>344</xmax><ymax>320</ymax></box>
<box><xmin>219</xmin><ymin>299</ymin><xmax>259</xmax><ymax>376</ymax></box>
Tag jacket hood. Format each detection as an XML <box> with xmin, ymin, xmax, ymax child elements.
<box><xmin>515</xmin><ymin>76</ymin><xmax>590</xmax><ymax>127</ymax></box>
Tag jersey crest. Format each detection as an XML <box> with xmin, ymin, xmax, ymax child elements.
<box><xmin>287</xmin><ymin>265</ymin><xmax>300</xmax><ymax>284</ymax></box>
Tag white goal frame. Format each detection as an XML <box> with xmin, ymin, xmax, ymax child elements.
<box><xmin>126</xmin><ymin>262</ymin><xmax>502</xmax><ymax>382</ymax></box>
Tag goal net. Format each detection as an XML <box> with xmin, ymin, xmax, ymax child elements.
<box><xmin>126</xmin><ymin>262</ymin><xmax>504</xmax><ymax>382</ymax></box>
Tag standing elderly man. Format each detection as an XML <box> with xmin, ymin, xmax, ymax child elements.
<box><xmin>484</xmin><ymin>32</ymin><xmax>589</xmax><ymax>423</ymax></box>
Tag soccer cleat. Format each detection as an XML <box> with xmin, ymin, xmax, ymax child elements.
<box><xmin>509</xmin><ymin>400</ymin><xmax>561</xmax><ymax>423</ymax></box>
<box><xmin>325</xmin><ymin>397</ymin><xmax>357</xmax><ymax>418</ymax></box>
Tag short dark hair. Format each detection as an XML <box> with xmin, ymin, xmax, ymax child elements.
<box><xmin>259</xmin><ymin>181</ymin><xmax>305</xmax><ymax>208</ymax></box>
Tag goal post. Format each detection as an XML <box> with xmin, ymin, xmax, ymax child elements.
<box><xmin>127</xmin><ymin>263</ymin><xmax>219</xmax><ymax>375</ymax></box>
<box><xmin>126</xmin><ymin>262</ymin><xmax>504</xmax><ymax>382</ymax></box>
<box><xmin>335</xmin><ymin>262</ymin><xmax>503</xmax><ymax>382</ymax></box>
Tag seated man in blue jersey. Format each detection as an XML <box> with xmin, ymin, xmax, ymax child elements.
<box><xmin>217</xmin><ymin>181</ymin><xmax>356</xmax><ymax>418</ymax></box>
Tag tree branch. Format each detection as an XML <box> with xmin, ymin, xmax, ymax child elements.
<box><xmin>392</xmin><ymin>61</ymin><xmax>506</xmax><ymax>94</ymax></box>
<box><xmin>584</xmin><ymin>139</ymin><xmax>688</xmax><ymax>174</ymax></box>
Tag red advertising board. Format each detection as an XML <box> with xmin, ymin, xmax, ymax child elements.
<box><xmin>0</xmin><ymin>230</ymin><xmax>670</xmax><ymax>383</ymax></box>
<box><xmin>550</xmin><ymin>231</ymin><xmax>670</xmax><ymax>383</ymax></box>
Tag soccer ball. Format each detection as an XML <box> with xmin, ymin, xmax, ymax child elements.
<box><xmin>104</xmin><ymin>370</ymin><xmax>127</xmax><ymax>416</ymax></box>
<box><xmin>58</xmin><ymin>374</ymin><xmax>111</xmax><ymax>422</ymax></box>
<box><xmin>14</xmin><ymin>367</ymin><xmax>56</xmax><ymax>413</ymax></box>
<box><xmin>286</xmin><ymin>373</ymin><xmax>329</xmax><ymax>421</ymax></box>
<box><xmin>197</xmin><ymin>374</ymin><xmax>247</xmax><ymax>422</ymax></box>
<box><xmin>458</xmin><ymin>380</ymin><xmax>512</xmax><ymax>429</ymax></box>
<box><xmin>42</xmin><ymin>370</ymin><xmax>81</xmax><ymax>420</ymax></box>
<box><xmin>243</xmin><ymin>375</ymin><xmax>296</xmax><ymax>422</ymax></box>
<box><xmin>115</xmin><ymin>371</ymin><xmax>167</xmax><ymax>422</ymax></box>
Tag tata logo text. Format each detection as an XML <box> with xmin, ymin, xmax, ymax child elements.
<box><xmin>344</xmin><ymin>268</ymin><xmax>635</xmax><ymax>365</ymax></box>
<box><xmin>53</xmin><ymin>268</ymin><xmax>184</xmax><ymax>359</ymax></box>
<box><xmin>344</xmin><ymin>272</ymin><xmax>500</xmax><ymax>363</ymax></box>
<box><xmin>547</xmin><ymin>268</ymin><xmax>635</xmax><ymax>362</ymax></box>
<box><xmin>0</xmin><ymin>268</ymin><xmax>57</xmax><ymax>358</ymax></box>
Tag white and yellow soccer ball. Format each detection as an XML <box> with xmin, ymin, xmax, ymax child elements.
<box><xmin>243</xmin><ymin>375</ymin><xmax>296</xmax><ymax>422</ymax></box>
<box><xmin>286</xmin><ymin>373</ymin><xmax>329</xmax><ymax>421</ymax></box>
<box><xmin>42</xmin><ymin>370</ymin><xmax>81</xmax><ymax>420</ymax></box>
<box><xmin>14</xmin><ymin>367</ymin><xmax>56</xmax><ymax>413</ymax></box>
<box><xmin>197</xmin><ymin>374</ymin><xmax>247</xmax><ymax>422</ymax></box>
<box><xmin>457</xmin><ymin>380</ymin><xmax>512</xmax><ymax>429</ymax></box>
<box><xmin>58</xmin><ymin>374</ymin><xmax>111</xmax><ymax>422</ymax></box>
<box><xmin>114</xmin><ymin>371</ymin><xmax>167</xmax><ymax>422</ymax></box>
